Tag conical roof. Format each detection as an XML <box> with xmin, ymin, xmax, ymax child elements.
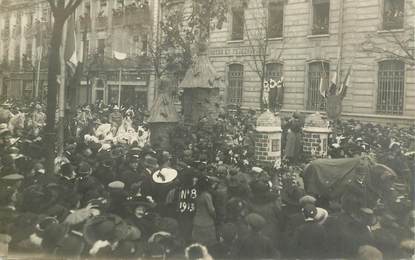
<box><xmin>179</xmin><ymin>54</ymin><xmax>225</xmax><ymax>89</ymax></box>
<box><xmin>148</xmin><ymin>93</ymin><xmax>179</xmax><ymax>123</ymax></box>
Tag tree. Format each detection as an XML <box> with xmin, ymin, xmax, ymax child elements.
<box><xmin>361</xmin><ymin>26</ymin><xmax>414</xmax><ymax>66</ymax></box>
<box><xmin>44</xmin><ymin>0</ymin><xmax>83</xmax><ymax>175</ymax></box>
<box><xmin>244</xmin><ymin>0</ymin><xmax>286</xmax><ymax>110</ymax></box>
<box><xmin>152</xmin><ymin>0</ymin><xmax>229</xmax><ymax>87</ymax></box>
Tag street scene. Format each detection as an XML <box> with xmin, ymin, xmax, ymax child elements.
<box><xmin>0</xmin><ymin>0</ymin><xmax>414</xmax><ymax>259</ymax></box>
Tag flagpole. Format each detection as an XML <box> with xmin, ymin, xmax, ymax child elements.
<box><xmin>57</xmin><ymin>19</ymin><xmax>68</xmax><ymax>156</ymax></box>
<box><xmin>118</xmin><ymin>67</ymin><xmax>122</xmax><ymax>107</ymax></box>
<box><xmin>35</xmin><ymin>46</ymin><xmax>42</xmax><ymax>99</ymax></box>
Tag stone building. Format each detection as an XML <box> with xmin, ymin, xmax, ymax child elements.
<box><xmin>165</xmin><ymin>0</ymin><xmax>415</xmax><ymax>124</ymax></box>
<box><xmin>0</xmin><ymin>0</ymin><xmax>160</xmax><ymax>109</ymax></box>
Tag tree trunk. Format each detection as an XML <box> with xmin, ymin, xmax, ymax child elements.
<box><xmin>45</xmin><ymin>18</ymin><xmax>65</xmax><ymax>175</ymax></box>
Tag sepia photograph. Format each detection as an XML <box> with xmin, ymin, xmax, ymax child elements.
<box><xmin>0</xmin><ymin>0</ymin><xmax>414</xmax><ymax>259</ymax></box>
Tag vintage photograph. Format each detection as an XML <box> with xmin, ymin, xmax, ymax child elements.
<box><xmin>0</xmin><ymin>0</ymin><xmax>414</xmax><ymax>259</ymax></box>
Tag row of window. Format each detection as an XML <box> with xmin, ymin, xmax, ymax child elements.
<box><xmin>227</xmin><ymin>60</ymin><xmax>406</xmax><ymax>115</ymax></box>
<box><xmin>230</xmin><ymin>0</ymin><xmax>405</xmax><ymax>41</ymax></box>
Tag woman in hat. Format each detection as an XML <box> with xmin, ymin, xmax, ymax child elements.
<box><xmin>124</xmin><ymin>195</ymin><xmax>158</xmax><ymax>240</ymax></box>
<box><xmin>192</xmin><ymin>176</ymin><xmax>217</xmax><ymax>247</ymax></box>
<box><xmin>234</xmin><ymin>213</ymin><xmax>280</xmax><ymax>259</ymax></box>
<box><xmin>248</xmin><ymin>180</ymin><xmax>283</xmax><ymax>246</ymax></box>
<box><xmin>285</xmin><ymin>112</ymin><xmax>303</xmax><ymax>164</ymax></box>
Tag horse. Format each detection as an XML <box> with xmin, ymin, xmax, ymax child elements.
<box><xmin>8</xmin><ymin>112</ymin><xmax>25</xmax><ymax>136</ymax></box>
<box><xmin>302</xmin><ymin>156</ymin><xmax>405</xmax><ymax>215</ymax></box>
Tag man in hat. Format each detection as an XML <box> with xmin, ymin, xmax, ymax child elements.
<box><xmin>119</xmin><ymin>153</ymin><xmax>146</xmax><ymax>191</ymax></box>
<box><xmin>234</xmin><ymin>213</ymin><xmax>280</xmax><ymax>259</ymax></box>
<box><xmin>325</xmin><ymin>207</ymin><xmax>375</xmax><ymax>258</ymax></box>
<box><xmin>291</xmin><ymin>204</ymin><xmax>328</xmax><ymax>259</ymax></box>
<box><xmin>93</xmin><ymin>155</ymin><xmax>116</xmax><ymax>187</ymax></box>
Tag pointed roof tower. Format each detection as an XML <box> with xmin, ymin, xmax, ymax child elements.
<box><xmin>148</xmin><ymin>92</ymin><xmax>179</xmax><ymax>123</ymax></box>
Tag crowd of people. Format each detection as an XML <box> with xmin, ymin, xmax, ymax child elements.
<box><xmin>0</xmin><ymin>99</ymin><xmax>414</xmax><ymax>259</ymax></box>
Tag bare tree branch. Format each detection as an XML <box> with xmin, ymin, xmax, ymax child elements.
<box><xmin>46</xmin><ymin>0</ymin><xmax>57</xmax><ymax>14</ymax></box>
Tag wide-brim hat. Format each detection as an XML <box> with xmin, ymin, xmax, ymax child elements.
<box><xmin>125</xmin><ymin>195</ymin><xmax>156</xmax><ymax>209</ymax></box>
<box><xmin>245</xmin><ymin>213</ymin><xmax>266</xmax><ymax>231</ymax></box>
<box><xmin>83</xmin><ymin>214</ymin><xmax>129</xmax><ymax>245</ymax></box>
<box><xmin>152</xmin><ymin>168</ymin><xmax>178</xmax><ymax>184</ymax></box>
<box><xmin>1</xmin><ymin>173</ymin><xmax>24</xmax><ymax>182</ymax></box>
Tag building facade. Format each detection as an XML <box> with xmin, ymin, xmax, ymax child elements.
<box><xmin>0</xmin><ymin>0</ymin><xmax>158</xmax><ymax>109</ymax></box>
<box><xmin>167</xmin><ymin>0</ymin><xmax>415</xmax><ymax>124</ymax></box>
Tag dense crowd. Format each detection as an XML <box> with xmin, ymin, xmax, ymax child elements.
<box><xmin>0</xmin><ymin>99</ymin><xmax>414</xmax><ymax>259</ymax></box>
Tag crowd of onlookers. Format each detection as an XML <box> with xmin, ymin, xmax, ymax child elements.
<box><xmin>0</xmin><ymin>99</ymin><xmax>414</xmax><ymax>259</ymax></box>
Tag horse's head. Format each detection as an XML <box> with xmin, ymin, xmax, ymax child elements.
<box><xmin>369</xmin><ymin>164</ymin><xmax>397</xmax><ymax>192</ymax></box>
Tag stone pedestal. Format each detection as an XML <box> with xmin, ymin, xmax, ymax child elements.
<box><xmin>303</xmin><ymin>112</ymin><xmax>331</xmax><ymax>157</ymax></box>
<box><xmin>0</xmin><ymin>234</ymin><xmax>10</xmax><ymax>258</ymax></box>
<box><xmin>182</xmin><ymin>88</ymin><xmax>221</xmax><ymax>124</ymax></box>
<box><xmin>255</xmin><ymin>111</ymin><xmax>282</xmax><ymax>165</ymax></box>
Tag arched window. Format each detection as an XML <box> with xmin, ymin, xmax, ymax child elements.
<box><xmin>377</xmin><ymin>60</ymin><xmax>405</xmax><ymax>115</ymax></box>
<box><xmin>228</xmin><ymin>64</ymin><xmax>244</xmax><ymax>105</ymax></box>
<box><xmin>307</xmin><ymin>61</ymin><xmax>329</xmax><ymax>111</ymax></box>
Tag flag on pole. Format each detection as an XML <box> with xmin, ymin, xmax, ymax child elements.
<box><xmin>338</xmin><ymin>66</ymin><xmax>351</xmax><ymax>99</ymax></box>
<box><xmin>327</xmin><ymin>71</ymin><xmax>337</xmax><ymax>96</ymax></box>
<box><xmin>319</xmin><ymin>70</ymin><xmax>331</xmax><ymax>98</ymax></box>
<box><xmin>64</xmin><ymin>14</ymin><xmax>78</xmax><ymax>78</ymax></box>
<box><xmin>63</xmin><ymin>13</ymin><xmax>85</xmax><ymax>93</ymax></box>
